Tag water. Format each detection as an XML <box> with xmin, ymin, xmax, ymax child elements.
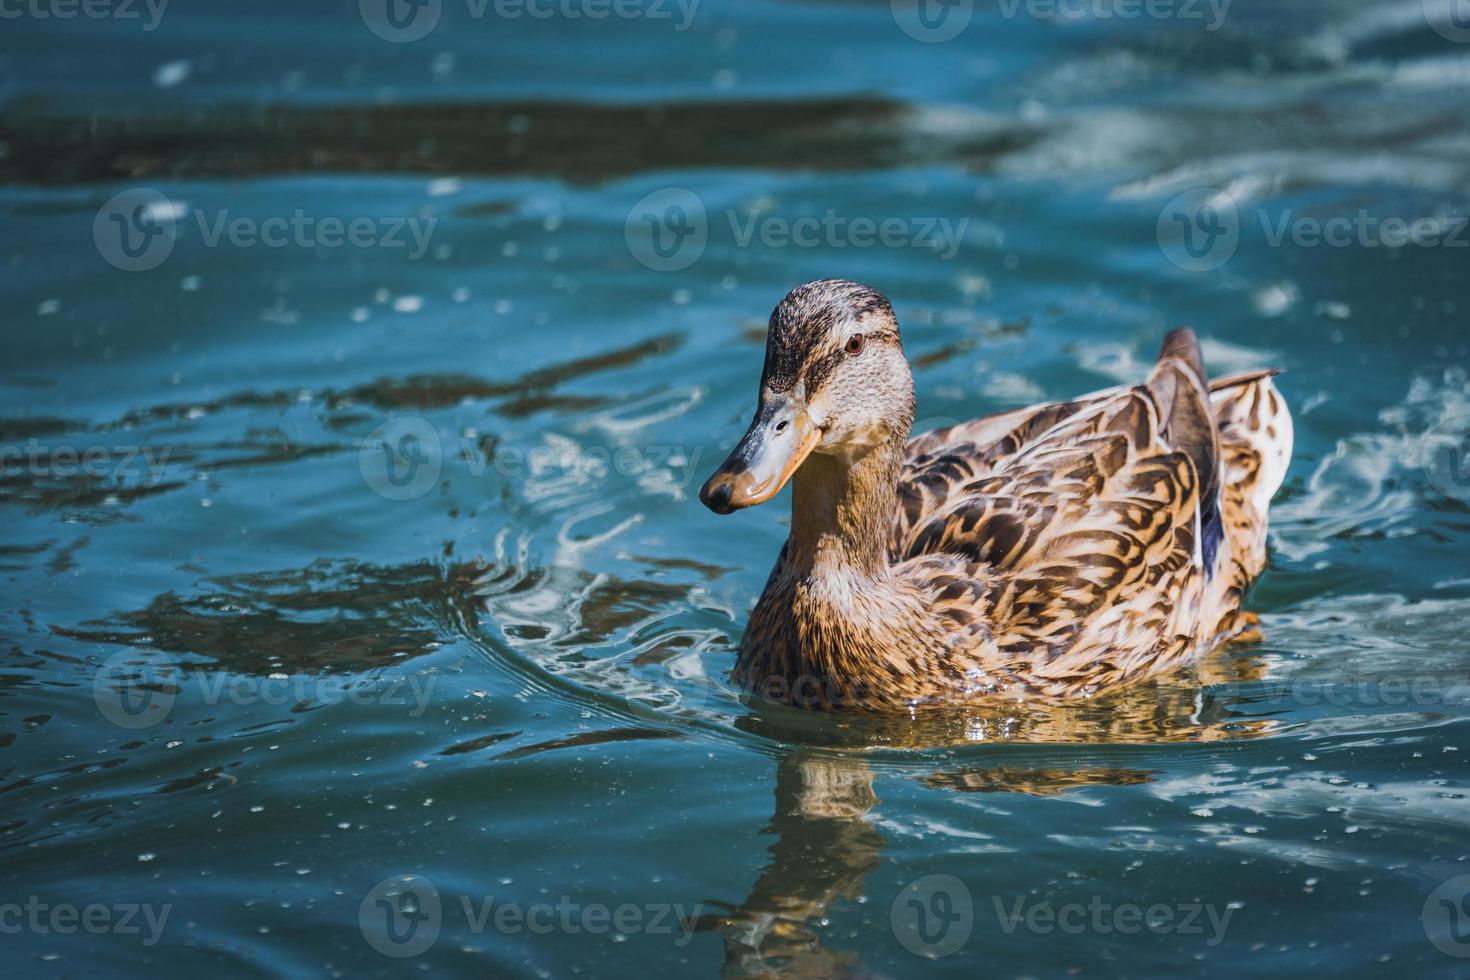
<box><xmin>3</xmin><ymin>0</ymin><xmax>1470</xmax><ymax>975</ymax></box>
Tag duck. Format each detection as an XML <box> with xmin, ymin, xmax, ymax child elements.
<box><xmin>699</xmin><ymin>279</ymin><xmax>1292</xmax><ymax>710</ymax></box>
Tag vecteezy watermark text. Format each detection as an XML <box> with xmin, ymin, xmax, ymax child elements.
<box><xmin>727</xmin><ymin>211</ymin><xmax>971</xmax><ymax>260</ymax></box>
<box><xmin>889</xmin><ymin>875</ymin><xmax>1235</xmax><ymax>957</ymax></box>
<box><xmin>359</xmin><ymin>415</ymin><xmax>704</xmax><ymax>502</ymax></box>
<box><xmin>996</xmin><ymin>0</ymin><xmax>1231</xmax><ymax>28</ymax></box>
<box><xmin>94</xmin><ymin>188</ymin><xmax>438</xmax><ymax>272</ymax></box>
<box><xmin>358</xmin><ymin>875</ymin><xmax>700</xmax><ymax>957</ymax></box>
<box><xmin>890</xmin><ymin>0</ymin><xmax>1230</xmax><ymax>43</ymax></box>
<box><xmin>1247</xmin><ymin>673</ymin><xmax>1470</xmax><ymax>709</ymax></box>
<box><xmin>2</xmin><ymin>441</ymin><xmax>171</xmax><ymax>486</ymax></box>
<box><xmin>992</xmin><ymin>895</ymin><xmax>1237</xmax><ymax>945</ymax></box>
<box><xmin>359</xmin><ymin>0</ymin><xmax>700</xmax><ymax>43</ymax></box>
<box><xmin>625</xmin><ymin>187</ymin><xmax>973</xmax><ymax>272</ymax></box>
<box><xmin>92</xmin><ymin>650</ymin><xmax>438</xmax><ymax>730</ymax></box>
<box><xmin>194</xmin><ymin>210</ymin><xmax>436</xmax><ymax>259</ymax></box>
<box><xmin>0</xmin><ymin>897</ymin><xmax>171</xmax><ymax>948</ymax></box>
<box><xmin>0</xmin><ymin>0</ymin><xmax>167</xmax><ymax>30</ymax></box>
<box><xmin>1158</xmin><ymin>187</ymin><xmax>1470</xmax><ymax>271</ymax></box>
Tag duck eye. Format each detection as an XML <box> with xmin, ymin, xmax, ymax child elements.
<box><xmin>845</xmin><ymin>334</ymin><xmax>865</xmax><ymax>355</ymax></box>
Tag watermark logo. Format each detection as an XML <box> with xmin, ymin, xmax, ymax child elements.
<box><xmin>1423</xmin><ymin>416</ymin><xmax>1470</xmax><ymax>502</ymax></box>
<box><xmin>1425</xmin><ymin>0</ymin><xmax>1470</xmax><ymax>44</ymax></box>
<box><xmin>891</xmin><ymin>874</ymin><xmax>973</xmax><ymax>958</ymax></box>
<box><xmin>360</xmin><ymin>875</ymin><xmax>443</xmax><ymax>958</ymax></box>
<box><xmin>1424</xmin><ymin>875</ymin><xmax>1470</xmax><ymax>957</ymax></box>
<box><xmin>360</xmin><ymin>417</ymin><xmax>444</xmax><ymax>501</ymax></box>
<box><xmin>92</xmin><ymin>650</ymin><xmax>177</xmax><ymax>730</ymax></box>
<box><xmin>360</xmin><ymin>0</ymin><xmax>442</xmax><ymax>41</ymax></box>
<box><xmin>1158</xmin><ymin>187</ymin><xmax>1240</xmax><ymax>272</ymax></box>
<box><xmin>891</xmin><ymin>0</ymin><xmax>974</xmax><ymax>42</ymax></box>
<box><xmin>0</xmin><ymin>0</ymin><xmax>168</xmax><ymax>30</ymax></box>
<box><xmin>94</xmin><ymin>188</ymin><xmax>178</xmax><ymax>273</ymax></box>
<box><xmin>626</xmin><ymin>187</ymin><xmax>708</xmax><ymax>272</ymax></box>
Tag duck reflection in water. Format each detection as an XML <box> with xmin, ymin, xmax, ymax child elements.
<box><xmin>694</xmin><ymin>753</ymin><xmax>884</xmax><ymax>978</ymax></box>
<box><xmin>692</xmin><ymin>650</ymin><xmax>1277</xmax><ymax>977</ymax></box>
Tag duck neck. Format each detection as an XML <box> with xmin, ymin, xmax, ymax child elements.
<box><xmin>787</xmin><ymin>435</ymin><xmax>905</xmax><ymax>579</ymax></box>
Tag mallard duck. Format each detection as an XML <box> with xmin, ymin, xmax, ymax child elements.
<box><xmin>700</xmin><ymin>279</ymin><xmax>1292</xmax><ymax>710</ymax></box>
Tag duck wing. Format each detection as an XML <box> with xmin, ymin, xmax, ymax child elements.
<box><xmin>892</xmin><ymin>331</ymin><xmax>1226</xmax><ymax>686</ymax></box>
<box><xmin>895</xmin><ymin>399</ymin><xmax>1090</xmax><ymax>549</ymax></box>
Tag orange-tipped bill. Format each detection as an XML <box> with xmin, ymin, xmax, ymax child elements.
<box><xmin>700</xmin><ymin>395</ymin><xmax>819</xmax><ymax>514</ymax></box>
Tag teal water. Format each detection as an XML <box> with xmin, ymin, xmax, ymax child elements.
<box><xmin>3</xmin><ymin>1</ymin><xmax>1470</xmax><ymax>975</ymax></box>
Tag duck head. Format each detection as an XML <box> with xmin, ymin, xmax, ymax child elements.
<box><xmin>700</xmin><ymin>279</ymin><xmax>916</xmax><ymax>515</ymax></box>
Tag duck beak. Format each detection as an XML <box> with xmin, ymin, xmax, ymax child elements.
<box><xmin>700</xmin><ymin>394</ymin><xmax>820</xmax><ymax>514</ymax></box>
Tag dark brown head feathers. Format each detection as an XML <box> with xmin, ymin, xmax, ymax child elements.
<box><xmin>761</xmin><ymin>280</ymin><xmax>900</xmax><ymax>393</ymax></box>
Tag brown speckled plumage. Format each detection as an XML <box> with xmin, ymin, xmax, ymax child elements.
<box><xmin>703</xmin><ymin>280</ymin><xmax>1292</xmax><ymax>711</ymax></box>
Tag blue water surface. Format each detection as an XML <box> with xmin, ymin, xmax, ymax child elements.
<box><xmin>3</xmin><ymin>0</ymin><xmax>1470</xmax><ymax>976</ymax></box>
